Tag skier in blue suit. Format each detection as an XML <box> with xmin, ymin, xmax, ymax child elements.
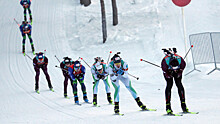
<box><xmin>20</xmin><ymin>0</ymin><xmax>32</xmax><ymax>23</ymax></box>
<box><xmin>68</xmin><ymin>60</ymin><xmax>89</xmax><ymax>104</ymax></box>
<box><xmin>19</xmin><ymin>21</ymin><xmax>35</xmax><ymax>55</ymax></box>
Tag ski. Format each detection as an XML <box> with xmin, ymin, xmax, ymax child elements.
<box><xmin>64</xmin><ymin>96</ymin><xmax>70</xmax><ymax>99</ymax></box>
<box><xmin>84</xmin><ymin>101</ymin><xmax>92</xmax><ymax>104</ymax></box>
<box><xmin>75</xmin><ymin>103</ymin><xmax>82</xmax><ymax>106</ymax></box>
<box><xmin>163</xmin><ymin>113</ymin><xmax>183</xmax><ymax>116</ymax></box>
<box><xmin>179</xmin><ymin>111</ymin><xmax>199</xmax><ymax>114</ymax></box>
<box><xmin>114</xmin><ymin>113</ymin><xmax>124</xmax><ymax>116</ymax></box>
<box><xmin>93</xmin><ymin>104</ymin><xmax>101</xmax><ymax>107</ymax></box>
<box><xmin>50</xmin><ymin>88</ymin><xmax>54</xmax><ymax>92</ymax></box>
<box><xmin>140</xmin><ymin>108</ymin><xmax>157</xmax><ymax>111</ymax></box>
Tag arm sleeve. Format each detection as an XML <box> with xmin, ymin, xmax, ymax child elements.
<box><xmin>121</xmin><ymin>62</ymin><xmax>128</xmax><ymax>78</ymax></box>
<box><xmin>68</xmin><ymin>67</ymin><xmax>75</xmax><ymax>81</ymax></box>
<box><xmin>19</xmin><ymin>25</ymin><xmax>23</xmax><ymax>32</ymax></box>
<box><xmin>180</xmin><ymin>57</ymin><xmax>186</xmax><ymax>70</ymax></box>
<box><xmin>33</xmin><ymin>58</ymin><xmax>37</xmax><ymax>67</ymax></box>
<box><xmin>60</xmin><ymin>62</ymin><xmax>67</xmax><ymax>76</ymax></box>
<box><xmin>161</xmin><ymin>59</ymin><xmax>169</xmax><ymax>73</ymax></box>
<box><xmin>44</xmin><ymin>57</ymin><xmax>48</xmax><ymax>65</ymax></box>
<box><xmin>91</xmin><ymin>66</ymin><xmax>99</xmax><ymax>80</ymax></box>
<box><xmin>108</xmin><ymin>64</ymin><xmax>117</xmax><ymax>81</ymax></box>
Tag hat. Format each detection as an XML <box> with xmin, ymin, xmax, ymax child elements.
<box><xmin>95</xmin><ymin>62</ymin><xmax>102</xmax><ymax>70</ymax></box>
<box><xmin>37</xmin><ymin>52</ymin><xmax>44</xmax><ymax>59</ymax></box>
<box><xmin>63</xmin><ymin>57</ymin><xmax>72</xmax><ymax>64</ymax></box>
<box><xmin>113</xmin><ymin>56</ymin><xmax>121</xmax><ymax>63</ymax></box>
<box><xmin>74</xmin><ymin>61</ymin><xmax>81</xmax><ymax>68</ymax></box>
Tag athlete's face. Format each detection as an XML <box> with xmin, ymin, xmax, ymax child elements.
<box><xmin>97</xmin><ymin>68</ymin><xmax>103</xmax><ymax>74</ymax></box>
<box><xmin>114</xmin><ymin>62</ymin><xmax>121</xmax><ymax>68</ymax></box>
<box><xmin>65</xmin><ymin>63</ymin><xmax>70</xmax><ymax>67</ymax></box>
<box><xmin>74</xmin><ymin>66</ymin><xmax>80</xmax><ymax>72</ymax></box>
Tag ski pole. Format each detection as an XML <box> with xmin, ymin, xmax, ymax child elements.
<box><xmin>107</xmin><ymin>51</ymin><xmax>112</xmax><ymax>64</ymax></box>
<box><xmin>54</xmin><ymin>55</ymin><xmax>61</xmax><ymax>63</ymax></box>
<box><xmin>128</xmin><ymin>73</ymin><xmax>139</xmax><ymax>80</ymax></box>
<box><xmin>14</xmin><ymin>18</ymin><xmax>20</xmax><ymax>26</ymax></box>
<box><xmin>183</xmin><ymin>45</ymin><xmax>193</xmax><ymax>59</ymax></box>
<box><xmin>55</xmin><ymin>65</ymin><xmax>68</xmax><ymax>72</ymax></box>
<box><xmin>25</xmin><ymin>54</ymin><xmax>32</xmax><ymax>60</ymax></box>
<box><xmin>80</xmin><ymin>58</ymin><xmax>91</xmax><ymax>68</ymax></box>
<box><xmin>140</xmin><ymin>59</ymin><xmax>161</xmax><ymax>68</ymax></box>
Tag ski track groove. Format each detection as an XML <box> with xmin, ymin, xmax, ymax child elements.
<box><xmin>4</xmin><ymin>0</ymin><xmax>86</xmax><ymax>120</ymax></box>
<box><xmin>8</xmin><ymin>27</ymin><xmax>84</xmax><ymax>121</ymax></box>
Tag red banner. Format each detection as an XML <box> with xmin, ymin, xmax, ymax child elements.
<box><xmin>172</xmin><ymin>0</ymin><xmax>191</xmax><ymax>7</ymax></box>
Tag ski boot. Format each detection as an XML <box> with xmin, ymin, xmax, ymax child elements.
<box><xmin>107</xmin><ymin>93</ymin><xmax>113</xmax><ymax>104</ymax></box>
<box><xmin>22</xmin><ymin>44</ymin><xmax>25</xmax><ymax>56</ymax></box>
<box><xmin>49</xmin><ymin>87</ymin><xmax>54</xmax><ymax>92</ymax></box>
<box><xmin>93</xmin><ymin>94</ymin><xmax>97</xmax><ymax>105</ymax></box>
<box><xmin>166</xmin><ymin>109</ymin><xmax>173</xmax><ymax>115</ymax></box>
<box><xmin>74</xmin><ymin>95</ymin><xmax>79</xmax><ymax>104</ymax></box>
<box><xmin>64</xmin><ymin>93</ymin><xmax>68</xmax><ymax>98</ymax></box>
<box><xmin>166</xmin><ymin>102</ymin><xmax>173</xmax><ymax>115</ymax></box>
<box><xmin>35</xmin><ymin>86</ymin><xmax>39</xmax><ymax>94</ymax></box>
<box><xmin>135</xmin><ymin>97</ymin><xmax>147</xmax><ymax>110</ymax></box>
<box><xmin>114</xmin><ymin>102</ymin><xmax>120</xmax><ymax>114</ymax></box>
<box><xmin>181</xmin><ymin>102</ymin><xmax>189</xmax><ymax>113</ymax></box>
<box><xmin>83</xmin><ymin>93</ymin><xmax>89</xmax><ymax>102</ymax></box>
<box><xmin>80</xmin><ymin>0</ymin><xmax>84</xmax><ymax>5</ymax></box>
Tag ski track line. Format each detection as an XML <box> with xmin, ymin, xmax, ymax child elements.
<box><xmin>9</xmin><ymin>33</ymin><xmax>84</xmax><ymax>121</ymax></box>
<box><xmin>5</xmin><ymin>2</ymin><xmax>83</xmax><ymax>120</ymax></box>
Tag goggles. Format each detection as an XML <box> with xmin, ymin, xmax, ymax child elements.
<box><xmin>114</xmin><ymin>63</ymin><xmax>121</xmax><ymax>66</ymax></box>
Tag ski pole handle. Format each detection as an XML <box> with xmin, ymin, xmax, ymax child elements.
<box><xmin>80</xmin><ymin>57</ymin><xmax>91</xmax><ymax>68</ymax></box>
<box><xmin>55</xmin><ymin>65</ymin><xmax>68</xmax><ymax>72</ymax></box>
<box><xmin>140</xmin><ymin>59</ymin><xmax>161</xmax><ymax>68</ymax></box>
<box><xmin>14</xmin><ymin>18</ymin><xmax>20</xmax><ymax>26</ymax></box>
<box><xmin>107</xmin><ymin>51</ymin><xmax>112</xmax><ymax>64</ymax></box>
<box><xmin>128</xmin><ymin>73</ymin><xmax>139</xmax><ymax>80</ymax></box>
<box><xmin>54</xmin><ymin>55</ymin><xmax>61</xmax><ymax>63</ymax></box>
<box><xmin>183</xmin><ymin>45</ymin><xmax>193</xmax><ymax>60</ymax></box>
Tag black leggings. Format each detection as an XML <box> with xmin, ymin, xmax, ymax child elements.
<box><xmin>165</xmin><ymin>76</ymin><xmax>185</xmax><ymax>104</ymax></box>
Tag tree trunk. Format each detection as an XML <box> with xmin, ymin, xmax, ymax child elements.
<box><xmin>111</xmin><ymin>0</ymin><xmax>118</xmax><ymax>26</ymax></box>
<box><xmin>100</xmin><ymin>0</ymin><xmax>107</xmax><ymax>43</ymax></box>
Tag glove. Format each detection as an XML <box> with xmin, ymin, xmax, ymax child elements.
<box><xmin>79</xmin><ymin>73</ymin><xmax>83</xmax><ymax>77</ymax></box>
<box><xmin>165</xmin><ymin>69</ymin><xmax>173</xmax><ymax>78</ymax></box>
<box><xmin>116</xmin><ymin>69</ymin><xmax>124</xmax><ymax>75</ymax></box>
<box><xmin>97</xmin><ymin>74</ymin><xmax>102</xmax><ymax>79</ymax></box>
<box><xmin>101</xmin><ymin>75</ymin><xmax>105</xmax><ymax>80</ymax></box>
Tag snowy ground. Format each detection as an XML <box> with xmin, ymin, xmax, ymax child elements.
<box><xmin>0</xmin><ymin>0</ymin><xmax>220</xmax><ymax>123</ymax></box>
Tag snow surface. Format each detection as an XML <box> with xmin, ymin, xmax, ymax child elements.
<box><xmin>0</xmin><ymin>0</ymin><xmax>220</xmax><ymax>123</ymax></box>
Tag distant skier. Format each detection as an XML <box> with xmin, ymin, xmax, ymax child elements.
<box><xmin>60</xmin><ymin>57</ymin><xmax>74</xmax><ymax>98</ymax></box>
<box><xmin>161</xmin><ymin>48</ymin><xmax>188</xmax><ymax>115</ymax></box>
<box><xmin>33</xmin><ymin>52</ymin><xmax>53</xmax><ymax>93</ymax></box>
<box><xmin>20</xmin><ymin>0</ymin><xmax>32</xmax><ymax>23</ymax></box>
<box><xmin>108</xmin><ymin>53</ymin><xmax>149</xmax><ymax>114</ymax></box>
<box><xmin>19</xmin><ymin>21</ymin><xmax>35</xmax><ymax>55</ymax></box>
<box><xmin>91</xmin><ymin>57</ymin><xmax>113</xmax><ymax>106</ymax></box>
<box><xmin>68</xmin><ymin>60</ymin><xmax>89</xmax><ymax>104</ymax></box>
